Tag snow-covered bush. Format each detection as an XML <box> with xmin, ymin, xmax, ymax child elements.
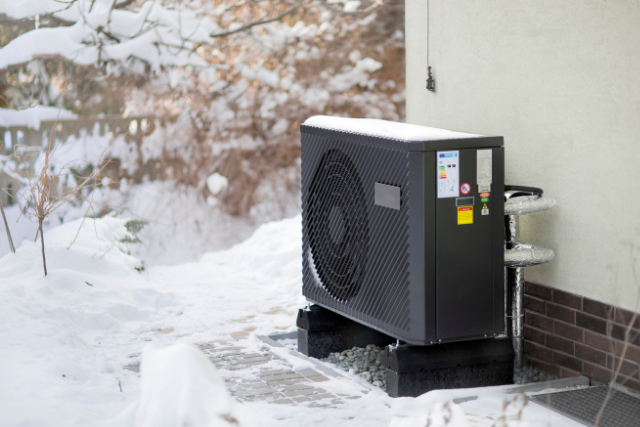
<box><xmin>124</xmin><ymin>0</ymin><xmax>405</xmax><ymax>216</ymax></box>
<box><xmin>0</xmin><ymin>0</ymin><xmax>405</xmax><ymax>219</ymax></box>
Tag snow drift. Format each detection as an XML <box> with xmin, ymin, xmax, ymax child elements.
<box><xmin>110</xmin><ymin>343</ymin><xmax>238</xmax><ymax>427</ymax></box>
<box><xmin>0</xmin><ymin>213</ymin><xmax>576</xmax><ymax>427</ymax></box>
<box><xmin>0</xmin><ymin>214</ymin><xmax>304</xmax><ymax>426</ymax></box>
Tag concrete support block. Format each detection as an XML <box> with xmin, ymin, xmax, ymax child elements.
<box><xmin>296</xmin><ymin>305</ymin><xmax>395</xmax><ymax>359</ymax></box>
<box><xmin>383</xmin><ymin>338</ymin><xmax>514</xmax><ymax>397</ymax></box>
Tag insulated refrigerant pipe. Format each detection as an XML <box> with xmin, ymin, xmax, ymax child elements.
<box><xmin>504</xmin><ymin>189</ymin><xmax>556</xmax><ymax>378</ymax></box>
<box><xmin>505</xmin><ymin>195</ymin><xmax>556</xmax><ymax>216</ymax></box>
<box><xmin>505</xmin><ymin>214</ymin><xmax>525</xmax><ymax>377</ymax></box>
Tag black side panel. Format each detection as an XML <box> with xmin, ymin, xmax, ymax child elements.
<box><xmin>407</xmin><ymin>151</ymin><xmax>433</xmax><ymax>343</ymax></box>
<box><xmin>436</xmin><ymin>148</ymin><xmax>494</xmax><ymax>341</ymax></box>
<box><xmin>301</xmin><ymin>132</ymin><xmax>418</xmax><ymax>342</ymax></box>
<box><xmin>423</xmin><ymin>152</ymin><xmax>437</xmax><ymax>343</ymax></box>
<box><xmin>492</xmin><ymin>147</ymin><xmax>505</xmax><ymax>333</ymax></box>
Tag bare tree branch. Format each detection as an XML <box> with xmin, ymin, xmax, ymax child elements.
<box><xmin>114</xmin><ymin>0</ymin><xmax>136</xmax><ymax>9</ymax></box>
<box><xmin>0</xmin><ymin>86</ymin><xmax>48</xmax><ymax>111</ymax></box>
<box><xmin>0</xmin><ymin>14</ymin><xmax>75</xmax><ymax>27</ymax></box>
<box><xmin>0</xmin><ymin>16</ymin><xmax>36</xmax><ymax>27</ymax></box>
<box><xmin>0</xmin><ymin>197</ymin><xmax>15</xmax><ymax>253</ymax></box>
<box><xmin>39</xmin><ymin>222</ymin><xmax>47</xmax><ymax>275</ymax></box>
<box><xmin>211</xmin><ymin>0</ymin><xmax>306</xmax><ymax>38</ymax></box>
<box><xmin>315</xmin><ymin>0</ymin><xmax>402</xmax><ymax>15</ymax></box>
<box><xmin>594</xmin><ymin>245</ymin><xmax>640</xmax><ymax>427</ymax></box>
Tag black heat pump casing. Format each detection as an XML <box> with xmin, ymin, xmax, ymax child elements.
<box><xmin>300</xmin><ymin>123</ymin><xmax>505</xmax><ymax>345</ymax></box>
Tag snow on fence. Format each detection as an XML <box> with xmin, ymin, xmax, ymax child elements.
<box><xmin>0</xmin><ymin>113</ymin><xmax>153</xmax><ymax>207</ymax></box>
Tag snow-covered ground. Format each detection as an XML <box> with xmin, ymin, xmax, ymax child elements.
<box><xmin>0</xmin><ymin>106</ymin><xmax>300</xmax><ymax>264</ymax></box>
<box><xmin>0</xmin><ymin>214</ymin><xmax>581</xmax><ymax>426</ymax></box>
<box><xmin>0</xmin><ymin>178</ymin><xmax>300</xmax><ymax>264</ymax></box>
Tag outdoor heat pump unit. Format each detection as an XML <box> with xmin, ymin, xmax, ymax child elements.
<box><xmin>300</xmin><ymin>116</ymin><xmax>505</xmax><ymax>345</ymax></box>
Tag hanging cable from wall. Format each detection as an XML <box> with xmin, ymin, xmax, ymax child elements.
<box><xmin>426</xmin><ymin>0</ymin><xmax>435</xmax><ymax>92</ymax></box>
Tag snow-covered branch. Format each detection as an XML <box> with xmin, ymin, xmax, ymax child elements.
<box><xmin>0</xmin><ymin>0</ymin><xmax>399</xmax><ymax>72</ymax></box>
<box><xmin>315</xmin><ymin>0</ymin><xmax>395</xmax><ymax>15</ymax></box>
<box><xmin>0</xmin><ymin>0</ymin><xmax>406</xmax><ymax>218</ymax></box>
<box><xmin>0</xmin><ymin>0</ymin><xmax>220</xmax><ymax>71</ymax></box>
<box><xmin>210</xmin><ymin>0</ymin><xmax>306</xmax><ymax>38</ymax></box>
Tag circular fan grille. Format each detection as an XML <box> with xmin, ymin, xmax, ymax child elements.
<box><xmin>307</xmin><ymin>149</ymin><xmax>369</xmax><ymax>302</ymax></box>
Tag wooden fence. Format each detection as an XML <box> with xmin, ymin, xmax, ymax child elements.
<box><xmin>0</xmin><ymin>115</ymin><xmax>153</xmax><ymax>207</ymax></box>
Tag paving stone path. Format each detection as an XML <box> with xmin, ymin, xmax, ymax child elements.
<box><xmin>125</xmin><ymin>341</ymin><xmax>363</xmax><ymax>407</ymax></box>
<box><xmin>200</xmin><ymin>343</ymin><xmax>363</xmax><ymax>406</ymax></box>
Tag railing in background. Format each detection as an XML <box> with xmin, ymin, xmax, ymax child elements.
<box><xmin>0</xmin><ymin>115</ymin><xmax>154</xmax><ymax>208</ymax></box>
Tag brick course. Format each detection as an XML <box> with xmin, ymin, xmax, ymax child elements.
<box><xmin>524</xmin><ymin>281</ymin><xmax>640</xmax><ymax>392</ymax></box>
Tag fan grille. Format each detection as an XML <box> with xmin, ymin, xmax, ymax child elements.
<box><xmin>301</xmin><ymin>130</ymin><xmax>413</xmax><ymax>338</ymax></box>
<box><xmin>306</xmin><ymin>149</ymin><xmax>369</xmax><ymax>302</ymax></box>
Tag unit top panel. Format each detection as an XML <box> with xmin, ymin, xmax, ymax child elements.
<box><xmin>301</xmin><ymin>115</ymin><xmax>503</xmax><ymax>152</ymax></box>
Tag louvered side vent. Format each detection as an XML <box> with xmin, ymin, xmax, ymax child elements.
<box><xmin>302</xmin><ymin>132</ymin><xmax>412</xmax><ymax>337</ymax></box>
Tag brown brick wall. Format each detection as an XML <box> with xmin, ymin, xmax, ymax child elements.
<box><xmin>524</xmin><ymin>281</ymin><xmax>640</xmax><ymax>391</ymax></box>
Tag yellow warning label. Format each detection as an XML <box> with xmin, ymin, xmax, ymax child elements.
<box><xmin>483</xmin><ymin>203</ymin><xmax>488</xmax><ymax>209</ymax></box>
<box><xmin>458</xmin><ymin>206</ymin><xmax>473</xmax><ymax>225</ymax></box>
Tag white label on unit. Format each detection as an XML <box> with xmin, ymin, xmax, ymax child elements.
<box><xmin>477</xmin><ymin>149</ymin><xmax>492</xmax><ymax>193</ymax></box>
<box><xmin>437</xmin><ymin>151</ymin><xmax>459</xmax><ymax>199</ymax></box>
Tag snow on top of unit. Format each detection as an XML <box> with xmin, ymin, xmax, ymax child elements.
<box><xmin>0</xmin><ymin>106</ymin><xmax>77</xmax><ymax>130</ymax></box>
<box><xmin>303</xmin><ymin>115</ymin><xmax>482</xmax><ymax>142</ymax></box>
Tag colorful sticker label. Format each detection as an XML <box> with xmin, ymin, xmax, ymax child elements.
<box><xmin>458</xmin><ymin>206</ymin><xmax>473</xmax><ymax>225</ymax></box>
<box><xmin>437</xmin><ymin>151</ymin><xmax>459</xmax><ymax>199</ymax></box>
<box><xmin>482</xmin><ymin>203</ymin><xmax>489</xmax><ymax>216</ymax></box>
<box><xmin>480</xmin><ymin>192</ymin><xmax>490</xmax><ymax>198</ymax></box>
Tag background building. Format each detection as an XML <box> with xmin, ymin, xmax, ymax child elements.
<box><xmin>406</xmin><ymin>0</ymin><xmax>640</xmax><ymax>388</ymax></box>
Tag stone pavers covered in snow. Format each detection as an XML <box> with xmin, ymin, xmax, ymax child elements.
<box><xmin>124</xmin><ymin>341</ymin><xmax>356</xmax><ymax>407</ymax></box>
<box><xmin>200</xmin><ymin>342</ymin><xmax>358</xmax><ymax>407</ymax></box>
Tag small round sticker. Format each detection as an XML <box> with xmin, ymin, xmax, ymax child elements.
<box><xmin>460</xmin><ymin>183</ymin><xmax>471</xmax><ymax>195</ymax></box>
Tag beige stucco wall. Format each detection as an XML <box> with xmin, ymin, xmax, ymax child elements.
<box><xmin>406</xmin><ymin>1</ymin><xmax>640</xmax><ymax>311</ymax></box>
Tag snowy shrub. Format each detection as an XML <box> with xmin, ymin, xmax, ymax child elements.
<box><xmin>0</xmin><ymin>0</ymin><xmax>405</xmax><ymax>219</ymax></box>
<box><xmin>122</xmin><ymin>0</ymin><xmax>405</xmax><ymax>216</ymax></box>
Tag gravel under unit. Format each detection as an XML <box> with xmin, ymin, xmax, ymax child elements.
<box><xmin>322</xmin><ymin>344</ymin><xmax>386</xmax><ymax>390</ymax></box>
<box><xmin>321</xmin><ymin>344</ymin><xmax>554</xmax><ymax>392</ymax></box>
<box><xmin>514</xmin><ymin>366</ymin><xmax>557</xmax><ymax>384</ymax></box>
